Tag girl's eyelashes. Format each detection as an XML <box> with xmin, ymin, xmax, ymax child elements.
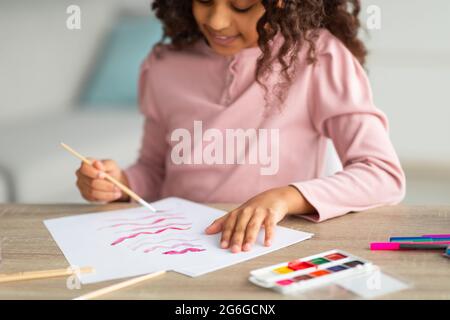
<box><xmin>194</xmin><ymin>0</ymin><xmax>255</xmax><ymax>13</ymax></box>
<box><xmin>195</xmin><ymin>0</ymin><xmax>212</xmax><ymax>4</ymax></box>
<box><xmin>232</xmin><ymin>5</ymin><xmax>254</xmax><ymax>13</ymax></box>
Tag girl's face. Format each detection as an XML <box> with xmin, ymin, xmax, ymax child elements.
<box><xmin>192</xmin><ymin>0</ymin><xmax>265</xmax><ymax>56</ymax></box>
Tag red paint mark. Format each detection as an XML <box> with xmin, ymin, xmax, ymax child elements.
<box><xmin>107</xmin><ymin>212</ymin><xmax>180</xmax><ymax>222</ymax></box>
<box><xmin>111</xmin><ymin>227</ymin><xmax>191</xmax><ymax>245</ymax></box>
<box><xmin>162</xmin><ymin>248</ymin><xmax>206</xmax><ymax>255</ymax></box>
<box><xmin>126</xmin><ymin>222</ymin><xmax>192</xmax><ymax>232</ymax></box>
<box><xmin>99</xmin><ymin>216</ymin><xmax>185</xmax><ymax>230</ymax></box>
<box><xmin>132</xmin><ymin>238</ymin><xmax>200</xmax><ymax>250</ymax></box>
<box><xmin>143</xmin><ymin>243</ymin><xmax>201</xmax><ymax>253</ymax></box>
<box><xmin>287</xmin><ymin>260</ymin><xmax>315</xmax><ymax>271</ymax></box>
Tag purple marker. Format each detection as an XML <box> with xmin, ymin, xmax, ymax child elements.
<box><xmin>422</xmin><ymin>234</ymin><xmax>450</xmax><ymax>238</ymax></box>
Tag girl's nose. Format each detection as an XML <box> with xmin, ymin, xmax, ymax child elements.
<box><xmin>206</xmin><ymin>5</ymin><xmax>232</xmax><ymax>31</ymax></box>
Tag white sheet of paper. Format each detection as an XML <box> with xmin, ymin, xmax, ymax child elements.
<box><xmin>44</xmin><ymin>197</ymin><xmax>313</xmax><ymax>284</ymax></box>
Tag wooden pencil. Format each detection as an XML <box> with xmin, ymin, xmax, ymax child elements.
<box><xmin>73</xmin><ymin>270</ymin><xmax>166</xmax><ymax>300</ymax></box>
<box><xmin>0</xmin><ymin>266</ymin><xmax>94</xmax><ymax>283</ymax></box>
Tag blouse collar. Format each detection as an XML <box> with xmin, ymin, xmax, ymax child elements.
<box><xmin>196</xmin><ymin>37</ymin><xmax>262</xmax><ymax>61</ymax></box>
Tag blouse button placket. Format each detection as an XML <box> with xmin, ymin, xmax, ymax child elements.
<box><xmin>222</xmin><ymin>56</ymin><xmax>238</xmax><ymax>106</ymax></box>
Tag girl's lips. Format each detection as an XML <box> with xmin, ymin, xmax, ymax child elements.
<box><xmin>207</xmin><ymin>29</ymin><xmax>240</xmax><ymax>46</ymax></box>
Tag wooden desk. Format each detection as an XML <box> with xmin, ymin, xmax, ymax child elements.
<box><xmin>0</xmin><ymin>203</ymin><xmax>449</xmax><ymax>299</ymax></box>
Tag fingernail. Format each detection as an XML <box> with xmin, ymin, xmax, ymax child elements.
<box><xmin>231</xmin><ymin>245</ymin><xmax>240</xmax><ymax>253</ymax></box>
<box><xmin>221</xmin><ymin>241</ymin><xmax>228</xmax><ymax>248</ymax></box>
<box><xmin>98</xmin><ymin>171</ymin><xmax>105</xmax><ymax>179</ymax></box>
<box><xmin>243</xmin><ymin>243</ymin><xmax>251</xmax><ymax>251</ymax></box>
<box><xmin>265</xmin><ymin>240</ymin><xmax>272</xmax><ymax>247</ymax></box>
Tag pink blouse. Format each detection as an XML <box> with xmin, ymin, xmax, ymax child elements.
<box><xmin>124</xmin><ymin>29</ymin><xmax>405</xmax><ymax>222</ymax></box>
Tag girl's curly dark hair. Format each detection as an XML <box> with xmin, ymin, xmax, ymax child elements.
<box><xmin>151</xmin><ymin>0</ymin><xmax>367</xmax><ymax>111</ymax></box>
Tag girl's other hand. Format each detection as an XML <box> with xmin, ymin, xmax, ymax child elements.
<box><xmin>75</xmin><ymin>158</ymin><xmax>130</xmax><ymax>203</ymax></box>
<box><xmin>205</xmin><ymin>186</ymin><xmax>315</xmax><ymax>253</ymax></box>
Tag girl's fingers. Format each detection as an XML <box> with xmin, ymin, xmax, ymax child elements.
<box><xmin>220</xmin><ymin>211</ymin><xmax>238</xmax><ymax>249</ymax></box>
<box><xmin>78</xmin><ymin>180</ymin><xmax>98</xmax><ymax>202</ymax></box>
<box><xmin>76</xmin><ymin>158</ymin><xmax>122</xmax><ymax>203</ymax></box>
<box><xmin>77</xmin><ymin>177</ymin><xmax>121</xmax><ymax>201</ymax></box>
<box><xmin>205</xmin><ymin>215</ymin><xmax>227</xmax><ymax>234</ymax></box>
<box><xmin>101</xmin><ymin>159</ymin><xmax>119</xmax><ymax>172</ymax></box>
<box><xmin>264</xmin><ymin>213</ymin><xmax>277</xmax><ymax>247</ymax></box>
<box><xmin>90</xmin><ymin>189</ymin><xmax>122</xmax><ymax>202</ymax></box>
<box><xmin>242</xmin><ymin>209</ymin><xmax>266</xmax><ymax>251</ymax></box>
<box><xmin>76</xmin><ymin>179</ymin><xmax>92</xmax><ymax>201</ymax></box>
<box><xmin>79</xmin><ymin>158</ymin><xmax>100</xmax><ymax>179</ymax></box>
<box><xmin>79</xmin><ymin>191</ymin><xmax>94</xmax><ymax>202</ymax></box>
<box><xmin>79</xmin><ymin>164</ymin><xmax>99</xmax><ymax>179</ymax></box>
<box><xmin>93</xmin><ymin>160</ymin><xmax>106</xmax><ymax>178</ymax></box>
<box><xmin>91</xmin><ymin>178</ymin><xmax>119</xmax><ymax>193</ymax></box>
<box><xmin>229</xmin><ymin>208</ymin><xmax>254</xmax><ymax>253</ymax></box>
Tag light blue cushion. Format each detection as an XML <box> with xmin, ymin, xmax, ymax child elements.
<box><xmin>80</xmin><ymin>14</ymin><xmax>163</xmax><ymax>108</ymax></box>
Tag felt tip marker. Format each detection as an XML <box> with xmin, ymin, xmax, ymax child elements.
<box><xmin>371</xmin><ymin>242</ymin><xmax>450</xmax><ymax>251</ymax></box>
<box><xmin>422</xmin><ymin>234</ymin><xmax>450</xmax><ymax>238</ymax></box>
<box><xmin>389</xmin><ymin>236</ymin><xmax>450</xmax><ymax>242</ymax></box>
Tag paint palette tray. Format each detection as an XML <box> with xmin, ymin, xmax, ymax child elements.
<box><xmin>249</xmin><ymin>249</ymin><xmax>375</xmax><ymax>295</ymax></box>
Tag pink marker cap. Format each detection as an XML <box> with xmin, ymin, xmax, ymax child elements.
<box><xmin>370</xmin><ymin>243</ymin><xmax>400</xmax><ymax>250</ymax></box>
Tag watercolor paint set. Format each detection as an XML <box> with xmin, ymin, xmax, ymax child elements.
<box><xmin>249</xmin><ymin>250</ymin><xmax>375</xmax><ymax>295</ymax></box>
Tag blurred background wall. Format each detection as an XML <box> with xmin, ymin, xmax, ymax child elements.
<box><xmin>0</xmin><ymin>0</ymin><xmax>449</xmax><ymax>204</ymax></box>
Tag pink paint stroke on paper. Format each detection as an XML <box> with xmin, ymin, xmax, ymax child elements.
<box><xmin>131</xmin><ymin>238</ymin><xmax>200</xmax><ymax>250</ymax></box>
<box><xmin>162</xmin><ymin>248</ymin><xmax>206</xmax><ymax>255</ymax></box>
<box><xmin>143</xmin><ymin>243</ymin><xmax>201</xmax><ymax>253</ymax></box>
<box><xmin>106</xmin><ymin>212</ymin><xmax>181</xmax><ymax>222</ymax></box>
<box><xmin>118</xmin><ymin>222</ymin><xmax>192</xmax><ymax>233</ymax></box>
<box><xmin>110</xmin><ymin>227</ymin><xmax>191</xmax><ymax>246</ymax></box>
<box><xmin>98</xmin><ymin>217</ymin><xmax>186</xmax><ymax>230</ymax></box>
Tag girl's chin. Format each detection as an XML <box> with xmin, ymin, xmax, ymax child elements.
<box><xmin>208</xmin><ymin>41</ymin><xmax>246</xmax><ymax>56</ymax></box>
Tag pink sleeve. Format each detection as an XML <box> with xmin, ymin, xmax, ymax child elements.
<box><xmin>290</xmin><ymin>35</ymin><xmax>406</xmax><ymax>222</ymax></box>
<box><xmin>123</xmin><ymin>52</ymin><xmax>168</xmax><ymax>201</ymax></box>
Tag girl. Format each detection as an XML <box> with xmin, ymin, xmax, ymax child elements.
<box><xmin>76</xmin><ymin>0</ymin><xmax>405</xmax><ymax>253</ymax></box>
